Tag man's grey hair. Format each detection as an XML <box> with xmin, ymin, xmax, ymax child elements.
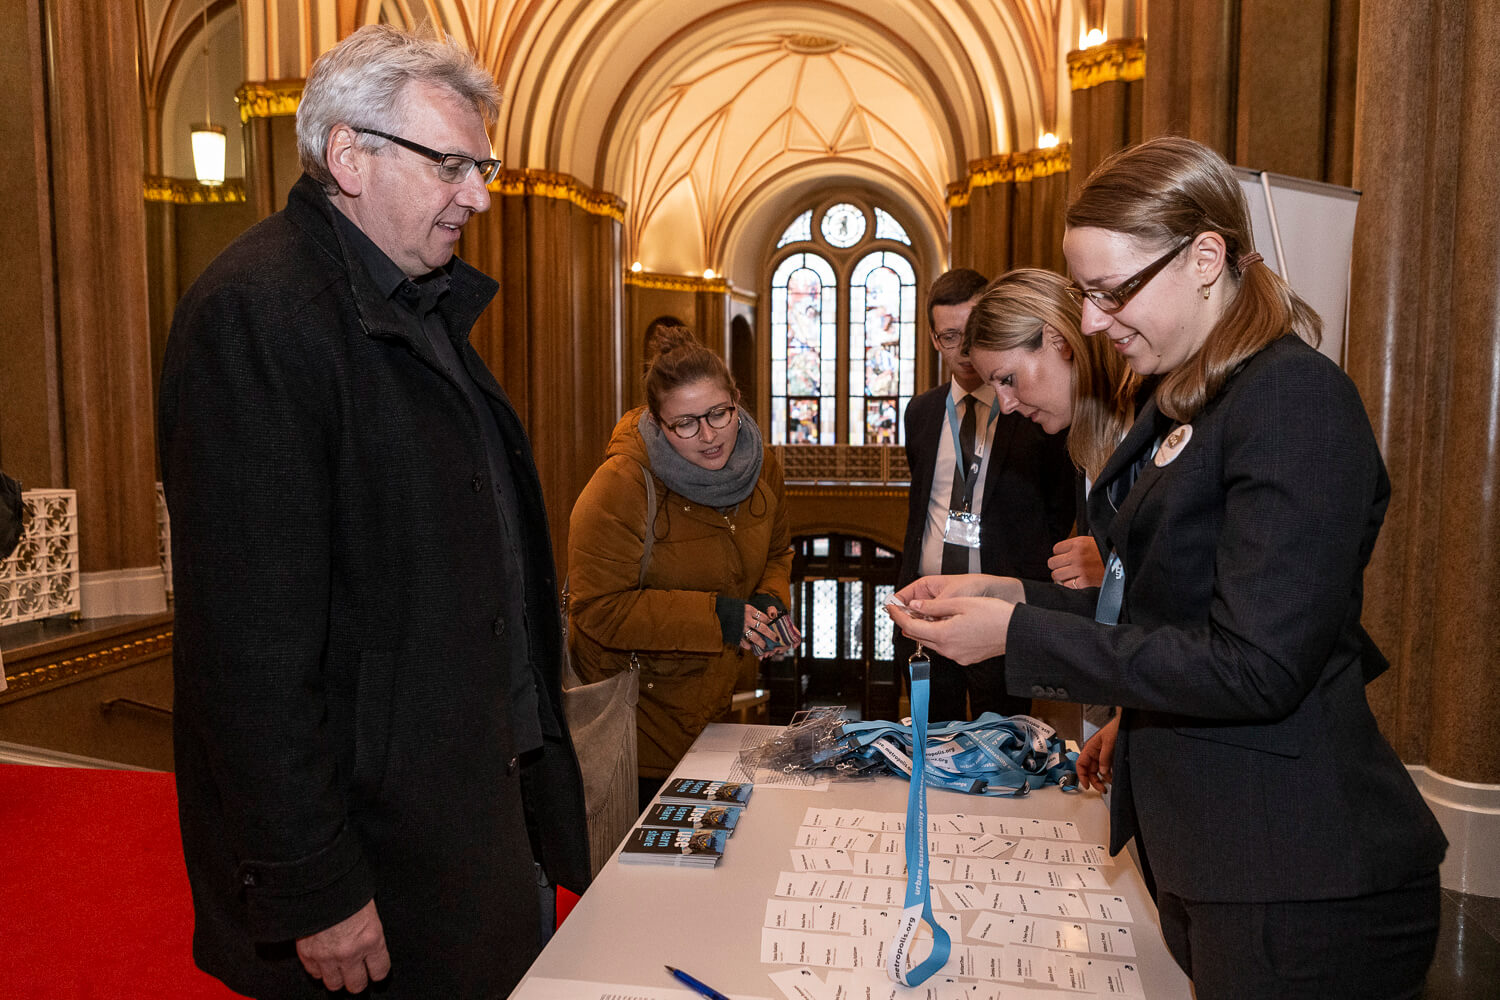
<box><xmin>296</xmin><ymin>24</ymin><xmax>501</xmax><ymax>192</ymax></box>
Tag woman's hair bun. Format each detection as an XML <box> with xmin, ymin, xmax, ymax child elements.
<box><xmin>647</xmin><ymin>324</ymin><xmax>699</xmax><ymax>357</ymax></box>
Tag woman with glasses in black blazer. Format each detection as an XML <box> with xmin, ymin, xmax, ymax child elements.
<box><xmin>891</xmin><ymin>136</ymin><xmax>1446</xmax><ymax>1000</ymax></box>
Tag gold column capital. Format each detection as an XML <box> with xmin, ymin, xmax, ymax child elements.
<box><xmin>143</xmin><ymin>176</ymin><xmax>248</xmax><ymax>204</ymax></box>
<box><xmin>948</xmin><ymin>145</ymin><xmax>1072</xmax><ymax>208</ymax></box>
<box><xmin>624</xmin><ymin>271</ymin><xmax>730</xmax><ymax>293</ymax></box>
<box><xmin>1067</xmin><ymin>38</ymin><xmax>1146</xmax><ymax>91</ymax></box>
<box><xmin>492</xmin><ymin>168</ymin><xmax>625</xmax><ymax>221</ymax></box>
<box><xmin>236</xmin><ymin>79</ymin><xmax>304</xmax><ymax>123</ymax></box>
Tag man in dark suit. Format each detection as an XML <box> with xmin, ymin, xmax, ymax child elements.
<box><xmin>895</xmin><ymin>269</ymin><xmax>1075</xmax><ymax>721</ymax></box>
<box><xmin>159</xmin><ymin>25</ymin><xmax>587</xmax><ymax>998</ymax></box>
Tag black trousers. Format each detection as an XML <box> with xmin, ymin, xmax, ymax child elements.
<box><xmin>1155</xmin><ymin>869</ymin><xmax>1441</xmax><ymax>1000</ymax></box>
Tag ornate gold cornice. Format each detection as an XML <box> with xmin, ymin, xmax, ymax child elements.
<box><xmin>144</xmin><ymin>176</ymin><xmax>248</xmax><ymax>204</ymax></box>
<box><xmin>1</xmin><ymin>631</ymin><xmax>174</xmax><ymax>698</ymax></box>
<box><xmin>237</xmin><ymin>79</ymin><xmax>304</xmax><ymax>122</ymax></box>
<box><xmin>624</xmin><ymin>272</ymin><xmax>730</xmax><ymax>293</ymax></box>
<box><xmin>947</xmin><ymin>145</ymin><xmax>1072</xmax><ymax>207</ymax></box>
<box><xmin>492</xmin><ymin>168</ymin><xmax>625</xmax><ymax>221</ymax></box>
<box><xmin>1067</xmin><ymin>38</ymin><xmax>1146</xmax><ymax>91</ymax></box>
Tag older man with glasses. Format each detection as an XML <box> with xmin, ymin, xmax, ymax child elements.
<box><xmin>159</xmin><ymin>24</ymin><xmax>588</xmax><ymax>998</ymax></box>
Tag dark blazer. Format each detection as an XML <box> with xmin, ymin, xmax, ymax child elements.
<box><xmin>898</xmin><ymin>384</ymin><xmax>1076</xmax><ymax>589</ymax></box>
<box><xmin>1008</xmin><ymin>335</ymin><xmax>1445</xmax><ymax>902</ymax></box>
<box><xmin>160</xmin><ymin>175</ymin><xmax>589</xmax><ymax>997</ymax></box>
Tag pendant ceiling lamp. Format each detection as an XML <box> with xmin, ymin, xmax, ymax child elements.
<box><xmin>190</xmin><ymin>1</ymin><xmax>225</xmax><ymax>186</ymax></box>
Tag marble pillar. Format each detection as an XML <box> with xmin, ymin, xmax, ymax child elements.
<box><xmin>948</xmin><ymin>148</ymin><xmax>1071</xmax><ymax>277</ymax></box>
<box><xmin>1066</xmin><ymin>39</ymin><xmax>1144</xmax><ymax>200</ymax></box>
<box><xmin>1348</xmin><ymin>0</ymin><xmax>1500</xmax><ymax>785</ymax></box>
<box><xmin>1347</xmin><ymin>0</ymin><xmax>1500</xmax><ymax>895</ymax></box>
<box><xmin>1142</xmin><ymin>0</ymin><xmax>1359</xmax><ymax>185</ymax></box>
<box><xmin>459</xmin><ymin>171</ymin><xmax>625</xmax><ymax>576</ymax></box>
<box><xmin>39</xmin><ymin>0</ymin><xmax>166</xmax><ymax>616</ymax></box>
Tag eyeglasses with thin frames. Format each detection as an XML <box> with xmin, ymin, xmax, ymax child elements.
<box><xmin>662</xmin><ymin>403</ymin><xmax>737</xmax><ymax>439</ymax></box>
<box><xmin>1068</xmin><ymin>235</ymin><xmax>1194</xmax><ymax>314</ymax></box>
<box><xmin>934</xmin><ymin>331</ymin><xmax>964</xmax><ymax>350</ymax></box>
<box><xmin>353</xmin><ymin>127</ymin><xmax>502</xmax><ymax>184</ymax></box>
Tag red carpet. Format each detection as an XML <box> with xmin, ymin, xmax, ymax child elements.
<box><xmin>0</xmin><ymin>763</ymin><xmax>244</xmax><ymax>999</ymax></box>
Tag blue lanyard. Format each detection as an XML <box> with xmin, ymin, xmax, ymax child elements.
<box><xmin>887</xmin><ymin>647</ymin><xmax>952</xmax><ymax>986</ymax></box>
<box><xmin>1095</xmin><ymin>436</ymin><xmax>1162</xmax><ymax>626</ymax></box>
<box><xmin>944</xmin><ymin>390</ymin><xmax>1000</xmax><ymax>509</ymax></box>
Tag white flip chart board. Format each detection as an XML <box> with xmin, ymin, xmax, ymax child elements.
<box><xmin>1234</xmin><ymin>167</ymin><xmax>1361</xmax><ymax>368</ymax></box>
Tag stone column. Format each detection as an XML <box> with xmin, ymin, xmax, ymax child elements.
<box><xmin>948</xmin><ymin>148</ymin><xmax>1070</xmax><ymax>276</ymax></box>
<box><xmin>1143</xmin><ymin>0</ymin><xmax>1359</xmax><ymax>184</ymax></box>
<box><xmin>1065</xmin><ymin>39</ymin><xmax>1144</xmax><ymax>199</ymax></box>
<box><xmin>1348</xmin><ymin>0</ymin><xmax>1500</xmax><ymax>780</ymax></box>
<box><xmin>0</xmin><ymin>0</ymin><xmax>62</xmax><ymax>488</ymax></box>
<box><xmin>459</xmin><ymin>171</ymin><xmax>625</xmax><ymax>576</ymax></box>
<box><xmin>43</xmin><ymin>0</ymin><xmax>167</xmax><ymax>616</ymax></box>
<box><xmin>1347</xmin><ymin>0</ymin><xmax>1500</xmax><ymax>894</ymax></box>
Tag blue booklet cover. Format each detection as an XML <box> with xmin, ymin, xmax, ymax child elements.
<box><xmin>618</xmin><ymin>826</ymin><xmax>729</xmax><ymax>867</ymax></box>
<box><xmin>641</xmin><ymin>802</ymin><xmax>743</xmax><ymax>835</ymax></box>
<box><xmin>656</xmin><ymin>778</ymin><xmax>753</xmax><ymax>807</ymax></box>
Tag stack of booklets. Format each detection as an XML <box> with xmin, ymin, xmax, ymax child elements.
<box><xmin>617</xmin><ymin>779</ymin><xmax>753</xmax><ymax>867</ymax></box>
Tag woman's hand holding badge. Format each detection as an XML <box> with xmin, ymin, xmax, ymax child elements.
<box><xmin>884</xmin><ymin>573</ymin><xmax>1023</xmax><ymax>665</ymax></box>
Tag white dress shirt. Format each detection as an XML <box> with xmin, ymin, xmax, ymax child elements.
<box><xmin>919</xmin><ymin>380</ymin><xmax>1000</xmax><ymax>577</ymax></box>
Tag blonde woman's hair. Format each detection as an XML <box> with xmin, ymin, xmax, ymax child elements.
<box><xmin>1065</xmin><ymin>136</ymin><xmax>1321</xmax><ymax>422</ymax></box>
<box><xmin>964</xmin><ymin>269</ymin><xmax>1138</xmax><ymax>479</ymax></box>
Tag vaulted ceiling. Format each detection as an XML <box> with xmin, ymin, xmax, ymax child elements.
<box><xmin>146</xmin><ymin>1</ymin><xmax>1113</xmax><ymax>283</ymax></box>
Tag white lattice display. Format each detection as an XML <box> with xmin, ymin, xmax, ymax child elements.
<box><xmin>0</xmin><ymin>489</ymin><xmax>80</xmax><ymax>626</ymax></box>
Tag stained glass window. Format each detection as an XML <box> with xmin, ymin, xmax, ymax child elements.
<box><xmin>843</xmin><ymin>581</ymin><xmax>864</xmax><ymax>659</ymax></box>
<box><xmin>848</xmin><ymin>251</ymin><xmax>916</xmax><ymax>444</ymax></box>
<box><xmin>811</xmin><ymin>579</ymin><xmax>839</xmax><ymax>659</ymax></box>
<box><xmin>770</xmin><ymin>204</ymin><xmax>917</xmax><ymax>445</ymax></box>
<box><xmin>874</xmin><ymin>207</ymin><xmax>911</xmax><ymax>245</ymax></box>
<box><xmin>873</xmin><ymin>584</ymin><xmax>895</xmax><ymax>662</ymax></box>
<box><xmin>771</xmin><ymin>253</ymin><xmax>838</xmax><ymax>444</ymax></box>
<box><xmin>821</xmin><ymin>203</ymin><xmax>867</xmax><ymax>248</ymax></box>
<box><xmin>777</xmin><ymin>210</ymin><xmax>813</xmax><ymax>248</ymax></box>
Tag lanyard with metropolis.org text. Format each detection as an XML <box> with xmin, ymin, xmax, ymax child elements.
<box><xmin>887</xmin><ymin>645</ymin><xmax>952</xmax><ymax>987</ymax></box>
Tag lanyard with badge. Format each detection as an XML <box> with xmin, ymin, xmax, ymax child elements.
<box><xmin>1096</xmin><ymin>430</ymin><xmax>1182</xmax><ymax>624</ymax></box>
<box><xmin>886</xmin><ymin>644</ymin><xmax>952</xmax><ymax>986</ymax></box>
<box><xmin>943</xmin><ymin>392</ymin><xmax>999</xmax><ymax>552</ymax></box>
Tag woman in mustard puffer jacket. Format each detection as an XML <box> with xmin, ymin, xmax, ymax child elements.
<box><xmin>568</xmin><ymin>326</ymin><xmax>793</xmax><ymax>806</ymax></box>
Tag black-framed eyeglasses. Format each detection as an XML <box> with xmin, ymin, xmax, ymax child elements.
<box><xmin>663</xmin><ymin>403</ymin><xmax>737</xmax><ymax>439</ymax></box>
<box><xmin>353</xmin><ymin>127</ymin><xmax>502</xmax><ymax>184</ymax></box>
<box><xmin>1068</xmin><ymin>235</ymin><xmax>1194</xmax><ymax>314</ymax></box>
<box><xmin>934</xmin><ymin>331</ymin><xmax>964</xmax><ymax>349</ymax></box>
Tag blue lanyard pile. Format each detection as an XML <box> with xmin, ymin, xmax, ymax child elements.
<box><xmin>840</xmin><ymin>712</ymin><xmax>1076</xmax><ymax>797</ymax></box>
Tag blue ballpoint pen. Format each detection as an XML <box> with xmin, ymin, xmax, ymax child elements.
<box><xmin>664</xmin><ymin>964</ymin><xmax>731</xmax><ymax>1000</ymax></box>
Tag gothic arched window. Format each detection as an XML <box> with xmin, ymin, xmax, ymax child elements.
<box><xmin>770</xmin><ymin>252</ymin><xmax>838</xmax><ymax>444</ymax></box>
<box><xmin>769</xmin><ymin>201</ymin><xmax>917</xmax><ymax>445</ymax></box>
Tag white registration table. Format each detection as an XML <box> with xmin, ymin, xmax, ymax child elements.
<box><xmin>511</xmin><ymin>724</ymin><xmax>1193</xmax><ymax>1000</ymax></box>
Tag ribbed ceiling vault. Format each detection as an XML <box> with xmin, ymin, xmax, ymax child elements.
<box><xmin>164</xmin><ymin>1</ymin><xmax>1089</xmax><ymax>280</ymax></box>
